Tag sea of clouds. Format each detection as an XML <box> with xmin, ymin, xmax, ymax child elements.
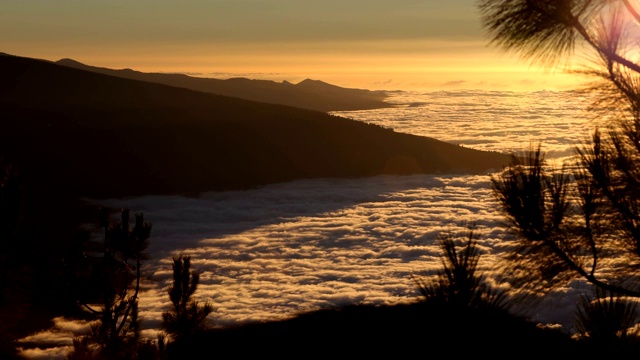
<box><xmin>18</xmin><ymin>90</ymin><xmax>603</xmax><ymax>359</ymax></box>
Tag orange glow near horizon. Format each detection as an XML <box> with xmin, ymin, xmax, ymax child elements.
<box><xmin>1</xmin><ymin>0</ymin><xmax>591</xmax><ymax>93</ymax></box>
<box><xmin>3</xmin><ymin>34</ymin><xmax>588</xmax><ymax>93</ymax></box>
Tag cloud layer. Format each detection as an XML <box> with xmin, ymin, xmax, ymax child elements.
<box><xmin>18</xmin><ymin>89</ymin><xmax>597</xmax><ymax>359</ymax></box>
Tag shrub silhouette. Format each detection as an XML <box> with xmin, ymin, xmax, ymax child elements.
<box><xmin>67</xmin><ymin>208</ymin><xmax>153</xmax><ymax>359</ymax></box>
<box><xmin>574</xmin><ymin>288</ymin><xmax>640</xmax><ymax>354</ymax></box>
<box><xmin>161</xmin><ymin>255</ymin><xmax>213</xmax><ymax>344</ymax></box>
<box><xmin>413</xmin><ymin>226</ymin><xmax>509</xmax><ymax>312</ymax></box>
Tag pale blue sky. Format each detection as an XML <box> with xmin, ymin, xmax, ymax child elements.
<box><xmin>0</xmin><ymin>0</ymin><xmax>580</xmax><ymax>91</ymax></box>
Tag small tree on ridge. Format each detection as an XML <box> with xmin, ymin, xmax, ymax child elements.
<box><xmin>161</xmin><ymin>254</ymin><xmax>213</xmax><ymax>343</ymax></box>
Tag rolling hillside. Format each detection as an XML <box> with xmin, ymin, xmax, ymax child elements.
<box><xmin>0</xmin><ymin>53</ymin><xmax>512</xmax><ymax>199</ymax></box>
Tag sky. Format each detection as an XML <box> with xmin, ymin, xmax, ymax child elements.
<box><xmin>1</xmin><ymin>0</ymin><xmax>585</xmax><ymax>91</ymax></box>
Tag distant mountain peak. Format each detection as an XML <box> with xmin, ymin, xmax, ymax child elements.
<box><xmin>295</xmin><ymin>78</ymin><xmax>373</xmax><ymax>93</ymax></box>
<box><xmin>296</xmin><ymin>78</ymin><xmax>340</xmax><ymax>89</ymax></box>
<box><xmin>57</xmin><ymin>58</ymin><xmax>86</xmax><ymax>66</ymax></box>
<box><xmin>297</xmin><ymin>78</ymin><xmax>332</xmax><ymax>86</ymax></box>
<box><xmin>57</xmin><ymin>58</ymin><xmax>147</xmax><ymax>78</ymax></box>
<box><xmin>298</xmin><ymin>78</ymin><xmax>325</xmax><ymax>84</ymax></box>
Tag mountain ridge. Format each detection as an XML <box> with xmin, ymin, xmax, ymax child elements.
<box><xmin>54</xmin><ymin>57</ymin><xmax>391</xmax><ymax>112</ymax></box>
<box><xmin>0</xmin><ymin>53</ymin><xmax>512</xmax><ymax>199</ymax></box>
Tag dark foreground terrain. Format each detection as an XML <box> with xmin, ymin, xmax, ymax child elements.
<box><xmin>167</xmin><ymin>302</ymin><xmax>594</xmax><ymax>358</ymax></box>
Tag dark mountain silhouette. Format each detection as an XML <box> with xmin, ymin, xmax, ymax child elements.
<box><xmin>0</xmin><ymin>53</ymin><xmax>512</xmax><ymax>199</ymax></box>
<box><xmin>55</xmin><ymin>58</ymin><xmax>391</xmax><ymax>112</ymax></box>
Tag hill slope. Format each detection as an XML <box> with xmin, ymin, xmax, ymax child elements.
<box><xmin>0</xmin><ymin>54</ymin><xmax>512</xmax><ymax>199</ymax></box>
<box><xmin>55</xmin><ymin>58</ymin><xmax>391</xmax><ymax>112</ymax></box>
<box><xmin>167</xmin><ymin>302</ymin><xmax>586</xmax><ymax>358</ymax></box>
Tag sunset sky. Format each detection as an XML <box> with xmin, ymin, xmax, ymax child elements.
<box><xmin>1</xmin><ymin>0</ymin><xmax>584</xmax><ymax>91</ymax></box>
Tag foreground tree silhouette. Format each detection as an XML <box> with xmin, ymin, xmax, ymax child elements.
<box><xmin>161</xmin><ymin>255</ymin><xmax>213</xmax><ymax>344</ymax></box>
<box><xmin>479</xmin><ymin>0</ymin><xmax>640</xmax><ymax>336</ymax></box>
<box><xmin>413</xmin><ymin>227</ymin><xmax>509</xmax><ymax>311</ymax></box>
<box><xmin>67</xmin><ymin>208</ymin><xmax>154</xmax><ymax>359</ymax></box>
